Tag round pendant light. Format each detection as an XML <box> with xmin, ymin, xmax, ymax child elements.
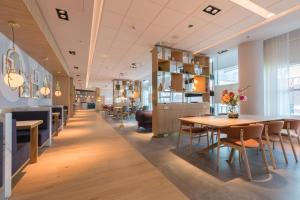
<box><xmin>3</xmin><ymin>21</ymin><xmax>24</xmax><ymax>90</ymax></box>
<box><xmin>54</xmin><ymin>81</ymin><xmax>62</xmax><ymax>97</ymax></box>
<box><xmin>40</xmin><ymin>86</ymin><xmax>50</xmax><ymax>96</ymax></box>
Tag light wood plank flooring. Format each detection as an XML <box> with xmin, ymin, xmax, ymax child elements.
<box><xmin>11</xmin><ymin>110</ymin><xmax>187</xmax><ymax>200</ymax></box>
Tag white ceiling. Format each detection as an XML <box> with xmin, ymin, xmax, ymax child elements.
<box><xmin>88</xmin><ymin>0</ymin><xmax>300</xmax><ymax>89</ymax></box>
<box><xmin>37</xmin><ymin>0</ymin><xmax>97</xmax><ymax>89</ymax></box>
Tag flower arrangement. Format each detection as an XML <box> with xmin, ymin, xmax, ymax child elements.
<box><xmin>221</xmin><ymin>86</ymin><xmax>249</xmax><ymax>118</ymax></box>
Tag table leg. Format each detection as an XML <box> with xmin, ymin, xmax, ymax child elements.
<box><xmin>216</xmin><ymin>128</ymin><xmax>221</xmax><ymax>169</ymax></box>
<box><xmin>264</xmin><ymin>125</ymin><xmax>276</xmax><ymax>169</ymax></box>
<box><xmin>30</xmin><ymin>126</ymin><xmax>38</xmax><ymax>163</ymax></box>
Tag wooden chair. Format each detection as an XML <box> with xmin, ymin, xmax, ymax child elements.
<box><xmin>221</xmin><ymin>124</ymin><xmax>269</xmax><ymax>180</ymax></box>
<box><xmin>262</xmin><ymin>121</ymin><xmax>287</xmax><ymax>164</ymax></box>
<box><xmin>281</xmin><ymin>120</ymin><xmax>300</xmax><ymax>162</ymax></box>
<box><xmin>177</xmin><ymin>116</ymin><xmax>210</xmax><ymax>154</ymax></box>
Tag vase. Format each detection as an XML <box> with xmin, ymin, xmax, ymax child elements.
<box><xmin>227</xmin><ymin>105</ymin><xmax>239</xmax><ymax>119</ymax></box>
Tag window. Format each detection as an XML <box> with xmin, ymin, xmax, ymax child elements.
<box><xmin>288</xmin><ymin>64</ymin><xmax>300</xmax><ymax>115</ymax></box>
<box><xmin>212</xmin><ymin>49</ymin><xmax>239</xmax><ymax>114</ymax></box>
<box><xmin>142</xmin><ymin>80</ymin><xmax>152</xmax><ymax>110</ymax></box>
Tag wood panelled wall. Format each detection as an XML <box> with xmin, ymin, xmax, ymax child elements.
<box><xmin>52</xmin><ymin>76</ymin><xmax>74</xmax><ymax>117</ymax></box>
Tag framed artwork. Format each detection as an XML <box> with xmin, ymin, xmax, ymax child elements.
<box><xmin>2</xmin><ymin>54</ymin><xmax>14</xmax><ymax>75</ymax></box>
<box><xmin>31</xmin><ymin>84</ymin><xmax>39</xmax><ymax>98</ymax></box>
<box><xmin>19</xmin><ymin>73</ymin><xmax>31</xmax><ymax>98</ymax></box>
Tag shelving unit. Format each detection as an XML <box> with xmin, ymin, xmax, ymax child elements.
<box><xmin>152</xmin><ymin>46</ymin><xmax>212</xmax><ymax>137</ymax></box>
<box><xmin>112</xmin><ymin>79</ymin><xmax>141</xmax><ymax>105</ymax></box>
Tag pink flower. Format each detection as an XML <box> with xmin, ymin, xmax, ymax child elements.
<box><xmin>238</xmin><ymin>89</ymin><xmax>242</xmax><ymax>93</ymax></box>
<box><xmin>240</xmin><ymin>95</ymin><xmax>247</xmax><ymax>101</ymax></box>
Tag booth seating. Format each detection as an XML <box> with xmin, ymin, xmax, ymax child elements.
<box><xmin>0</xmin><ymin>120</ymin><xmax>30</xmax><ymax>186</ymax></box>
<box><xmin>87</xmin><ymin>102</ymin><xmax>96</xmax><ymax>109</ymax></box>
<box><xmin>12</xmin><ymin>110</ymin><xmax>50</xmax><ymax>147</ymax></box>
<box><xmin>135</xmin><ymin>110</ymin><xmax>152</xmax><ymax>130</ymax></box>
<box><xmin>63</xmin><ymin>106</ymin><xmax>68</xmax><ymax>126</ymax></box>
<box><xmin>52</xmin><ymin>107</ymin><xmax>63</xmax><ymax>135</ymax></box>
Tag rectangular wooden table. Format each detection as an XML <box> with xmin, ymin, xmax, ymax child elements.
<box><xmin>16</xmin><ymin>120</ymin><xmax>43</xmax><ymax>163</ymax></box>
<box><xmin>52</xmin><ymin>112</ymin><xmax>60</xmax><ymax>136</ymax></box>
<box><xmin>178</xmin><ymin>115</ymin><xmax>298</xmax><ymax>169</ymax></box>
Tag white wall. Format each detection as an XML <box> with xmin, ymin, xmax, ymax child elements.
<box><xmin>0</xmin><ymin>32</ymin><xmax>52</xmax><ymax>109</ymax></box>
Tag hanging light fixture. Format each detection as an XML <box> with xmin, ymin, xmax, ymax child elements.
<box><xmin>54</xmin><ymin>81</ymin><xmax>62</xmax><ymax>97</ymax></box>
<box><xmin>3</xmin><ymin>21</ymin><xmax>24</xmax><ymax>90</ymax></box>
<box><xmin>39</xmin><ymin>57</ymin><xmax>51</xmax><ymax>96</ymax></box>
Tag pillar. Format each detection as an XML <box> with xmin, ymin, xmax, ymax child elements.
<box><xmin>238</xmin><ymin>40</ymin><xmax>264</xmax><ymax>115</ymax></box>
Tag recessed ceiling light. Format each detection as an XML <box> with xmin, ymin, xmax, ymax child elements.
<box><xmin>76</xmin><ymin>74</ymin><xmax>80</xmax><ymax>76</ymax></box>
<box><xmin>56</xmin><ymin>8</ymin><xmax>69</xmax><ymax>21</ymax></box>
<box><xmin>230</xmin><ymin>0</ymin><xmax>274</xmax><ymax>19</ymax></box>
<box><xmin>171</xmin><ymin>35</ymin><xmax>179</xmax><ymax>40</ymax></box>
<box><xmin>57</xmin><ymin>71</ymin><xmax>61</xmax><ymax>74</ymax></box>
<box><xmin>74</xmin><ymin>66</ymin><xmax>79</xmax><ymax>69</ymax></box>
<box><xmin>203</xmin><ymin>5</ymin><xmax>221</xmax><ymax>15</ymax></box>
<box><xmin>188</xmin><ymin>24</ymin><xmax>194</xmax><ymax>28</ymax></box>
<box><xmin>69</xmin><ymin>50</ymin><xmax>76</xmax><ymax>55</ymax></box>
<box><xmin>130</xmin><ymin>25</ymin><xmax>136</xmax><ymax>30</ymax></box>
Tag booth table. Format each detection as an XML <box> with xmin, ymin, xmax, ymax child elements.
<box><xmin>16</xmin><ymin>120</ymin><xmax>43</xmax><ymax>163</ymax></box>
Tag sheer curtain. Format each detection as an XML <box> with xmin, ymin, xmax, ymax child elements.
<box><xmin>264</xmin><ymin>33</ymin><xmax>290</xmax><ymax>116</ymax></box>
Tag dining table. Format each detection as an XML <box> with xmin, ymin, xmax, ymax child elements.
<box><xmin>178</xmin><ymin>115</ymin><xmax>299</xmax><ymax>169</ymax></box>
<box><xmin>16</xmin><ymin>120</ymin><xmax>43</xmax><ymax>163</ymax></box>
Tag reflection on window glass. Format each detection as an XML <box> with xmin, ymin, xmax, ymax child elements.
<box><xmin>215</xmin><ymin>66</ymin><xmax>239</xmax><ymax>85</ymax></box>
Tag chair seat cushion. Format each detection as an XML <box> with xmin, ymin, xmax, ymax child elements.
<box><xmin>222</xmin><ymin>138</ymin><xmax>259</xmax><ymax>148</ymax></box>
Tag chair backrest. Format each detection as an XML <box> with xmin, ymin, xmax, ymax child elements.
<box><xmin>264</xmin><ymin>121</ymin><xmax>284</xmax><ymax>135</ymax></box>
<box><xmin>228</xmin><ymin>124</ymin><xmax>264</xmax><ymax>140</ymax></box>
<box><xmin>284</xmin><ymin>120</ymin><xmax>300</xmax><ymax>131</ymax></box>
<box><xmin>181</xmin><ymin>116</ymin><xmax>195</xmax><ymax>127</ymax></box>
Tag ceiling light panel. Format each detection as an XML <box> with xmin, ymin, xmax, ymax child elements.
<box><xmin>230</xmin><ymin>0</ymin><xmax>275</xmax><ymax>19</ymax></box>
<box><xmin>203</xmin><ymin>5</ymin><xmax>221</xmax><ymax>15</ymax></box>
<box><xmin>56</xmin><ymin>8</ymin><xmax>69</xmax><ymax>21</ymax></box>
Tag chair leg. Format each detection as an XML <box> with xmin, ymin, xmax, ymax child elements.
<box><xmin>278</xmin><ymin>132</ymin><xmax>288</xmax><ymax>164</ymax></box>
<box><xmin>228</xmin><ymin>148</ymin><xmax>235</xmax><ymax>165</ymax></box>
<box><xmin>177</xmin><ymin>128</ymin><xmax>182</xmax><ymax>150</ymax></box>
<box><xmin>216</xmin><ymin>129</ymin><xmax>221</xmax><ymax>169</ymax></box>
<box><xmin>241</xmin><ymin>146</ymin><xmax>252</xmax><ymax>180</ymax></box>
<box><xmin>264</xmin><ymin>129</ymin><xmax>277</xmax><ymax>169</ymax></box>
<box><xmin>189</xmin><ymin>132</ymin><xmax>193</xmax><ymax>154</ymax></box>
<box><xmin>287</xmin><ymin>128</ymin><xmax>298</xmax><ymax>162</ymax></box>
<box><xmin>259</xmin><ymin>139</ymin><xmax>269</xmax><ymax>174</ymax></box>
<box><xmin>206</xmin><ymin>131</ymin><xmax>210</xmax><ymax>147</ymax></box>
<box><xmin>296</xmin><ymin>130</ymin><xmax>300</xmax><ymax>146</ymax></box>
<box><xmin>198</xmin><ymin>135</ymin><xmax>201</xmax><ymax>144</ymax></box>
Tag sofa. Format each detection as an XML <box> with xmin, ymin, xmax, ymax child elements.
<box><xmin>0</xmin><ymin>119</ymin><xmax>30</xmax><ymax>187</ymax></box>
<box><xmin>12</xmin><ymin>110</ymin><xmax>50</xmax><ymax>147</ymax></box>
<box><xmin>135</xmin><ymin>110</ymin><xmax>152</xmax><ymax>130</ymax></box>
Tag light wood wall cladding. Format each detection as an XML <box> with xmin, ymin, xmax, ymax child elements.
<box><xmin>157</xmin><ymin>103</ymin><xmax>210</xmax><ymax>134</ymax></box>
<box><xmin>171</xmin><ymin>73</ymin><xmax>183</xmax><ymax>92</ymax></box>
<box><xmin>0</xmin><ymin>0</ymin><xmax>68</xmax><ymax>76</ymax></box>
<box><xmin>53</xmin><ymin>76</ymin><xmax>74</xmax><ymax>117</ymax></box>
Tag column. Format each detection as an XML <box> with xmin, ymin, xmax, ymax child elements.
<box><xmin>238</xmin><ymin>40</ymin><xmax>264</xmax><ymax>115</ymax></box>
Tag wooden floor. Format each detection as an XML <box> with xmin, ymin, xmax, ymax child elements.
<box><xmin>11</xmin><ymin>110</ymin><xmax>187</xmax><ymax>200</ymax></box>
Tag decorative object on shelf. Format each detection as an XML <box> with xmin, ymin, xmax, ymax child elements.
<box><xmin>54</xmin><ymin>81</ymin><xmax>62</xmax><ymax>97</ymax></box>
<box><xmin>3</xmin><ymin>21</ymin><xmax>24</xmax><ymax>90</ymax></box>
<box><xmin>221</xmin><ymin>86</ymin><xmax>249</xmax><ymax>118</ymax></box>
